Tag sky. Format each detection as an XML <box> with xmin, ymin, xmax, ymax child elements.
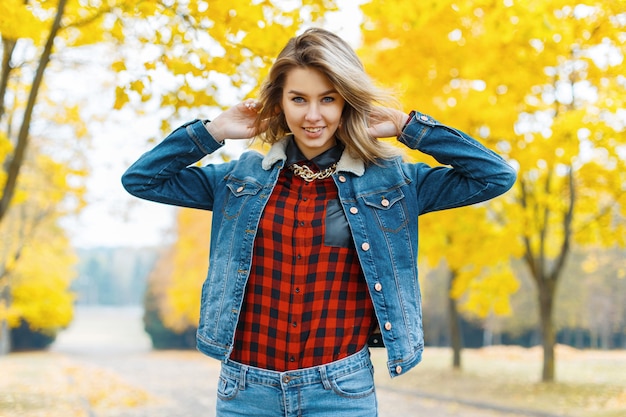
<box><xmin>63</xmin><ymin>3</ymin><xmax>363</xmax><ymax>248</ymax></box>
<box><xmin>63</xmin><ymin>114</ymin><xmax>176</xmax><ymax>248</ymax></box>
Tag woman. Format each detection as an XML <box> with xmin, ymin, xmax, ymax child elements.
<box><xmin>122</xmin><ymin>27</ymin><xmax>516</xmax><ymax>417</ymax></box>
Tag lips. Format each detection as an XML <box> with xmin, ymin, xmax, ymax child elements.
<box><xmin>303</xmin><ymin>127</ymin><xmax>324</xmax><ymax>133</ymax></box>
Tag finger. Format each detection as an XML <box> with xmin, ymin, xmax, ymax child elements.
<box><xmin>243</xmin><ymin>100</ymin><xmax>260</xmax><ymax>112</ymax></box>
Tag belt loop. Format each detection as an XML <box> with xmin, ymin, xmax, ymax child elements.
<box><xmin>239</xmin><ymin>365</ymin><xmax>248</xmax><ymax>390</ymax></box>
<box><xmin>319</xmin><ymin>365</ymin><xmax>331</xmax><ymax>390</ymax></box>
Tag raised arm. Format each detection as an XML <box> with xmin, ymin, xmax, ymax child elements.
<box><xmin>377</xmin><ymin>109</ymin><xmax>517</xmax><ymax>214</ymax></box>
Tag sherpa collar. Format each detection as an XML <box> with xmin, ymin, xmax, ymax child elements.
<box><xmin>261</xmin><ymin>136</ymin><xmax>365</xmax><ymax>176</ymax></box>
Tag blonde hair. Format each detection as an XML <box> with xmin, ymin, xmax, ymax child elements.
<box><xmin>254</xmin><ymin>27</ymin><xmax>403</xmax><ymax>164</ymax></box>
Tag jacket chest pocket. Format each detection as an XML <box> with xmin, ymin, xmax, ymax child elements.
<box><xmin>222</xmin><ymin>178</ymin><xmax>262</xmax><ymax>219</ymax></box>
<box><xmin>361</xmin><ymin>188</ymin><xmax>408</xmax><ymax>233</ymax></box>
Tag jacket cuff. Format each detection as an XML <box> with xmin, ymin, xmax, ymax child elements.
<box><xmin>397</xmin><ymin>111</ymin><xmax>438</xmax><ymax>149</ymax></box>
<box><xmin>184</xmin><ymin>119</ymin><xmax>225</xmax><ymax>155</ymax></box>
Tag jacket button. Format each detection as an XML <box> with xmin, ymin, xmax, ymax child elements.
<box><xmin>361</xmin><ymin>242</ymin><xmax>370</xmax><ymax>251</ymax></box>
<box><xmin>374</xmin><ymin>282</ymin><xmax>382</xmax><ymax>292</ymax></box>
<box><xmin>236</xmin><ymin>186</ymin><xmax>244</xmax><ymax>193</ymax></box>
<box><xmin>395</xmin><ymin>365</ymin><xmax>403</xmax><ymax>374</ymax></box>
<box><xmin>350</xmin><ymin>207</ymin><xmax>358</xmax><ymax>214</ymax></box>
<box><xmin>338</xmin><ymin>175</ymin><xmax>347</xmax><ymax>183</ymax></box>
<box><xmin>384</xmin><ymin>322</ymin><xmax>392</xmax><ymax>331</ymax></box>
<box><xmin>381</xmin><ymin>198</ymin><xmax>390</xmax><ymax>207</ymax></box>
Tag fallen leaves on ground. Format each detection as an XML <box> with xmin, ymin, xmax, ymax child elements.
<box><xmin>371</xmin><ymin>346</ymin><xmax>626</xmax><ymax>417</ymax></box>
<box><xmin>0</xmin><ymin>352</ymin><xmax>156</xmax><ymax>417</ymax></box>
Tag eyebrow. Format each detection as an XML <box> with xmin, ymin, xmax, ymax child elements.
<box><xmin>286</xmin><ymin>89</ymin><xmax>339</xmax><ymax>96</ymax></box>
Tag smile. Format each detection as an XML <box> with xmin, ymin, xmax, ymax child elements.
<box><xmin>303</xmin><ymin>127</ymin><xmax>324</xmax><ymax>133</ymax></box>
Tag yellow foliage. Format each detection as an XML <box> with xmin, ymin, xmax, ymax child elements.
<box><xmin>134</xmin><ymin>1</ymin><xmax>160</xmax><ymax>16</ymax></box>
<box><xmin>114</xmin><ymin>85</ymin><xmax>130</xmax><ymax>110</ymax></box>
<box><xmin>129</xmin><ymin>79</ymin><xmax>145</xmax><ymax>95</ymax></box>
<box><xmin>103</xmin><ymin>0</ymin><xmax>337</xmax><ymax>119</ymax></box>
<box><xmin>455</xmin><ymin>265</ymin><xmax>520</xmax><ymax>318</ymax></box>
<box><xmin>161</xmin><ymin>208</ymin><xmax>212</xmax><ymax>331</ymax></box>
<box><xmin>110</xmin><ymin>17</ymin><xmax>125</xmax><ymax>42</ymax></box>
<box><xmin>163</xmin><ymin>56</ymin><xmax>205</xmax><ymax>77</ymax></box>
<box><xmin>0</xmin><ymin>132</ymin><xmax>12</xmax><ymax>156</ymax></box>
<box><xmin>0</xmin><ymin>137</ymin><xmax>86</xmax><ymax>332</ymax></box>
<box><xmin>0</xmin><ymin>0</ymin><xmax>45</xmax><ymax>40</ymax></box>
<box><xmin>8</xmin><ymin>244</ymin><xmax>76</xmax><ymax>330</ymax></box>
<box><xmin>360</xmin><ymin>0</ymin><xmax>626</xmax><ymax>321</ymax></box>
<box><xmin>112</xmin><ymin>60</ymin><xmax>127</xmax><ymax>72</ymax></box>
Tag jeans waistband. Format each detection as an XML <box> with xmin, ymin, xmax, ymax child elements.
<box><xmin>222</xmin><ymin>346</ymin><xmax>372</xmax><ymax>389</ymax></box>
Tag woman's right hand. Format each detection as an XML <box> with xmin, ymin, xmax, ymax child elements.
<box><xmin>205</xmin><ymin>100</ymin><xmax>262</xmax><ymax>142</ymax></box>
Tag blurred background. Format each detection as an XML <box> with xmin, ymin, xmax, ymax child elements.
<box><xmin>0</xmin><ymin>0</ymin><xmax>625</xmax><ymax>416</ymax></box>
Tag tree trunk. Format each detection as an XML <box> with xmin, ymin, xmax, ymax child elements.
<box><xmin>0</xmin><ymin>38</ymin><xmax>17</xmax><ymax>121</ymax></box>
<box><xmin>447</xmin><ymin>269</ymin><xmax>462</xmax><ymax>369</ymax></box>
<box><xmin>520</xmin><ymin>166</ymin><xmax>574</xmax><ymax>382</ymax></box>
<box><xmin>0</xmin><ymin>281</ymin><xmax>10</xmax><ymax>355</ymax></box>
<box><xmin>0</xmin><ymin>0</ymin><xmax>69</xmax><ymax>356</ymax></box>
<box><xmin>0</xmin><ymin>0</ymin><xmax>68</xmax><ymax>223</ymax></box>
<box><xmin>538</xmin><ymin>279</ymin><xmax>556</xmax><ymax>382</ymax></box>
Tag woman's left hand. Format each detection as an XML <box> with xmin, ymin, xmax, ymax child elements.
<box><xmin>366</xmin><ymin>108</ymin><xmax>410</xmax><ymax>138</ymax></box>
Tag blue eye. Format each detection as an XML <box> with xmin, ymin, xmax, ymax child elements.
<box><xmin>292</xmin><ymin>97</ymin><xmax>305</xmax><ymax>103</ymax></box>
<box><xmin>322</xmin><ymin>97</ymin><xmax>334</xmax><ymax>103</ymax></box>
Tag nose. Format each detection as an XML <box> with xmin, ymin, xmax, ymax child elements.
<box><xmin>305</xmin><ymin>103</ymin><xmax>321</xmax><ymax>122</ymax></box>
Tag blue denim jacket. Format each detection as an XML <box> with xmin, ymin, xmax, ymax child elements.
<box><xmin>122</xmin><ymin>112</ymin><xmax>516</xmax><ymax>378</ymax></box>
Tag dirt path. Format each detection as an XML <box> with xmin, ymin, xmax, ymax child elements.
<box><xmin>43</xmin><ymin>306</ymin><xmax>534</xmax><ymax>417</ymax></box>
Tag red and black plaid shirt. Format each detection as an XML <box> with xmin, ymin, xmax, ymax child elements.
<box><xmin>231</xmin><ymin>139</ymin><xmax>376</xmax><ymax>371</ymax></box>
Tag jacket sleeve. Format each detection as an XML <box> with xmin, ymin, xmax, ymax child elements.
<box><xmin>121</xmin><ymin>119</ymin><xmax>228</xmax><ymax>211</ymax></box>
<box><xmin>398</xmin><ymin>111</ymin><xmax>517</xmax><ymax>215</ymax></box>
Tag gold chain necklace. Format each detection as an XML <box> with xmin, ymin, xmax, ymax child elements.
<box><xmin>289</xmin><ymin>163</ymin><xmax>337</xmax><ymax>182</ymax></box>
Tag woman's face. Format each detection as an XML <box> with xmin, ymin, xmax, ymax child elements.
<box><xmin>281</xmin><ymin>67</ymin><xmax>345</xmax><ymax>160</ymax></box>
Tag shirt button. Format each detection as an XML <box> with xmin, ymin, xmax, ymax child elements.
<box><xmin>236</xmin><ymin>186</ymin><xmax>244</xmax><ymax>193</ymax></box>
<box><xmin>381</xmin><ymin>198</ymin><xmax>390</xmax><ymax>207</ymax></box>
<box><xmin>395</xmin><ymin>365</ymin><xmax>403</xmax><ymax>374</ymax></box>
<box><xmin>384</xmin><ymin>322</ymin><xmax>392</xmax><ymax>331</ymax></box>
<box><xmin>349</xmin><ymin>207</ymin><xmax>358</xmax><ymax>214</ymax></box>
<box><xmin>338</xmin><ymin>175</ymin><xmax>347</xmax><ymax>183</ymax></box>
<box><xmin>361</xmin><ymin>242</ymin><xmax>370</xmax><ymax>251</ymax></box>
<box><xmin>374</xmin><ymin>282</ymin><xmax>382</xmax><ymax>292</ymax></box>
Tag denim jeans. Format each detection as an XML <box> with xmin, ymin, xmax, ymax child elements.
<box><xmin>216</xmin><ymin>346</ymin><xmax>377</xmax><ymax>417</ymax></box>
